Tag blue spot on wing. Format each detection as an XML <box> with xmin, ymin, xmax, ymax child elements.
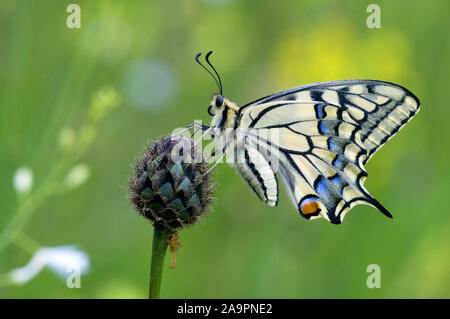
<box><xmin>332</xmin><ymin>155</ymin><xmax>341</xmax><ymax>166</ymax></box>
<box><xmin>328</xmin><ymin>139</ymin><xmax>336</xmax><ymax>150</ymax></box>
<box><xmin>317</xmin><ymin>105</ymin><xmax>324</xmax><ymax>118</ymax></box>
<box><xmin>315</xmin><ymin>104</ymin><xmax>326</xmax><ymax>119</ymax></box>
<box><xmin>315</xmin><ymin>177</ymin><xmax>328</xmax><ymax>196</ymax></box>
<box><xmin>330</xmin><ymin>175</ymin><xmax>341</xmax><ymax>186</ymax></box>
<box><xmin>319</xmin><ymin>122</ymin><xmax>328</xmax><ymax>134</ymax></box>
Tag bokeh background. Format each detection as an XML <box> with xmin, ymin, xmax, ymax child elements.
<box><xmin>0</xmin><ymin>0</ymin><xmax>449</xmax><ymax>298</ymax></box>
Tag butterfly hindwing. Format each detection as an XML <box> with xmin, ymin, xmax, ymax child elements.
<box><xmin>234</xmin><ymin>137</ymin><xmax>278</xmax><ymax>207</ymax></box>
<box><xmin>245</xmin><ymin>131</ymin><xmax>373</xmax><ymax>223</ymax></box>
<box><xmin>236</xmin><ymin>80</ymin><xmax>420</xmax><ymax>223</ymax></box>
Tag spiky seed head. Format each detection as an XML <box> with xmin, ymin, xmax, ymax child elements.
<box><xmin>128</xmin><ymin>135</ymin><xmax>214</xmax><ymax>231</ymax></box>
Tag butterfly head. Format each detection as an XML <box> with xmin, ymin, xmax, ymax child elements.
<box><xmin>208</xmin><ymin>94</ymin><xmax>224</xmax><ymax>116</ymax></box>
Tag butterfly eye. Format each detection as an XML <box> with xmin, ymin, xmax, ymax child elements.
<box><xmin>215</xmin><ymin>95</ymin><xmax>224</xmax><ymax>107</ymax></box>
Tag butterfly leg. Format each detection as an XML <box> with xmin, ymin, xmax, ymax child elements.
<box><xmin>194</xmin><ymin>126</ymin><xmax>214</xmax><ymax>146</ymax></box>
<box><xmin>204</xmin><ymin>151</ymin><xmax>226</xmax><ymax>175</ymax></box>
<box><xmin>172</xmin><ymin>123</ymin><xmax>194</xmax><ymax>137</ymax></box>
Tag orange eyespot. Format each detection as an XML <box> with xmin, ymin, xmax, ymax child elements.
<box><xmin>301</xmin><ymin>199</ymin><xmax>320</xmax><ymax>215</ymax></box>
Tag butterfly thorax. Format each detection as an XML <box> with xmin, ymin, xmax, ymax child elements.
<box><xmin>208</xmin><ymin>95</ymin><xmax>243</xmax><ymax>161</ymax></box>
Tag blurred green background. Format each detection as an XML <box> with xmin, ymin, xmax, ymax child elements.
<box><xmin>0</xmin><ymin>0</ymin><xmax>449</xmax><ymax>298</ymax></box>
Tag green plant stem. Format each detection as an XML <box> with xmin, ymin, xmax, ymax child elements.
<box><xmin>14</xmin><ymin>232</ymin><xmax>41</xmax><ymax>254</ymax></box>
<box><xmin>0</xmin><ymin>273</ymin><xmax>13</xmax><ymax>288</ymax></box>
<box><xmin>149</xmin><ymin>227</ymin><xmax>170</xmax><ymax>299</ymax></box>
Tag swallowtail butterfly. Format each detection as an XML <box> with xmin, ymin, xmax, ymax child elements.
<box><xmin>194</xmin><ymin>51</ymin><xmax>420</xmax><ymax>224</ymax></box>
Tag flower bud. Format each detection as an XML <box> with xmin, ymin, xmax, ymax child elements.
<box><xmin>89</xmin><ymin>86</ymin><xmax>121</xmax><ymax>122</ymax></box>
<box><xmin>128</xmin><ymin>135</ymin><xmax>214</xmax><ymax>230</ymax></box>
<box><xmin>13</xmin><ymin>167</ymin><xmax>33</xmax><ymax>194</ymax></box>
<box><xmin>64</xmin><ymin>163</ymin><xmax>91</xmax><ymax>190</ymax></box>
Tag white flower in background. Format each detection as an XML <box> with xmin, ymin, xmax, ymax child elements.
<box><xmin>64</xmin><ymin>163</ymin><xmax>91</xmax><ymax>190</ymax></box>
<box><xmin>13</xmin><ymin>167</ymin><xmax>33</xmax><ymax>194</ymax></box>
<box><xmin>9</xmin><ymin>245</ymin><xmax>90</xmax><ymax>284</ymax></box>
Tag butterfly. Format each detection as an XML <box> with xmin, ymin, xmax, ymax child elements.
<box><xmin>193</xmin><ymin>51</ymin><xmax>420</xmax><ymax>224</ymax></box>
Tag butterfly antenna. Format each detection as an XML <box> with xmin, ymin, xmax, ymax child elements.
<box><xmin>205</xmin><ymin>51</ymin><xmax>223</xmax><ymax>95</ymax></box>
<box><xmin>195</xmin><ymin>52</ymin><xmax>222</xmax><ymax>95</ymax></box>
